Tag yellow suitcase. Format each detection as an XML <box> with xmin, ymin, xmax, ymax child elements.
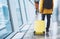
<box><xmin>34</xmin><ymin>20</ymin><xmax>45</xmax><ymax>35</ymax></box>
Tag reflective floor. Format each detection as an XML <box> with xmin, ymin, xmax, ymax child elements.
<box><xmin>23</xmin><ymin>22</ymin><xmax>59</xmax><ymax>39</ymax></box>
<box><xmin>12</xmin><ymin>13</ymin><xmax>60</xmax><ymax>39</ymax></box>
<box><xmin>12</xmin><ymin>22</ymin><xmax>60</xmax><ymax>39</ymax></box>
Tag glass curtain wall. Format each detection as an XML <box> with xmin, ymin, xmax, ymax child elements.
<box><xmin>0</xmin><ymin>0</ymin><xmax>13</xmax><ymax>39</ymax></box>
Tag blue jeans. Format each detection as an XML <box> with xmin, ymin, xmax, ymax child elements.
<box><xmin>42</xmin><ymin>14</ymin><xmax>51</xmax><ymax>32</ymax></box>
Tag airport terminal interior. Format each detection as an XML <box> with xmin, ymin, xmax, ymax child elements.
<box><xmin>0</xmin><ymin>0</ymin><xmax>60</xmax><ymax>39</ymax></box>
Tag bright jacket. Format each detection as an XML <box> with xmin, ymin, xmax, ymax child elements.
<box><xmin>39</xmin><ymin>0</ymin><xmax>54</xmax><ymax>14</ymax></box>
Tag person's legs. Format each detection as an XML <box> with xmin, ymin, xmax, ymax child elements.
<box><xmin>42</xmin><ymin>14</ymin><xmax>45</xmax><ymax>20</ymax></box>
<box><xmin>46</xmin><ymin>14</ymin><xmax>51</xmax><ymax>32</ymax></box>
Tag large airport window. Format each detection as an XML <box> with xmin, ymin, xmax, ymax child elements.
<box><xmin>19</xmin><ymin>0</ymin><xmax>28</xmax><ymax>24</ymax></box>
<box><xmin>0</xmin><ymin>0</ymin><xmax>13</xmax><ymax>38</ymax></box>
<box><xmin>24</xmin><ymin>0</ymin><xmax>35</xmax><ymax>23</ymax></box>
<box><xmin>15</xmin><ymin>0</ymin><xmax>23</xmax><ymax>26</ymax></box>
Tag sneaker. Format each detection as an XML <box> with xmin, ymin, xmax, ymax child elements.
<box><xmin>46</xmin><ymin>32</ymin><xmax>49</xmax><ymax>37</ymax></box>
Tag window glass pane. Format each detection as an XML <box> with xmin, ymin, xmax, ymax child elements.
<box><xmin>52</xmin><ymin>0</ymin><xmax>58</xmax><ymax>22</ymax></box>
<box><xmin>24</xmin><ymin>0</ymin><xmax>35</xmax><ymax>23</ymax></box>
<box><xmin>19</xmin><ymin>0</ymin><xmax>27</xmax><ymax>24</ymax></box>
<box><xmin>57</xmin><ymin>0</ymin><xmax>60</xmax><ymax>26</ymax></box>
<box><xmin>0</xmin><ymin>0</ymin><xmax>12</xmax><ymax>38</ymax></box>
<box><xmin>29</xmin><ymin>0</ymin><xmax>35</xmax><ymax>5</ymax></box>
<box><xmin>15</xmin><ymin>0</ymin><xmax>23</xmax><ymax>26</ymax></box>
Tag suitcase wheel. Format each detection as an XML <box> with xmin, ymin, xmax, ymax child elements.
<box><xmin>43</xmin><ymin>31</ymin><xmax>45</xmax><ymax>34</ymax></box>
